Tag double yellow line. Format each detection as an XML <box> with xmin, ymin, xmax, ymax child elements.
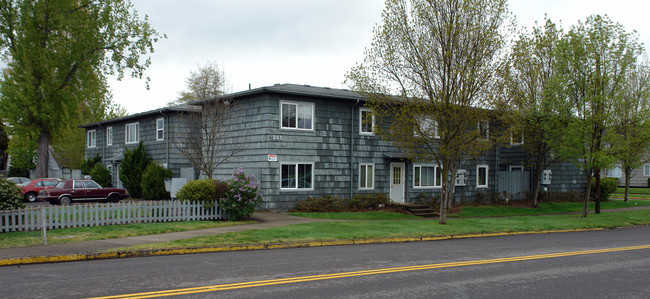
<box><xmin>90</xmin><ymin>244</ymin><xmax>650</xmax><ymax>299</ymax></box>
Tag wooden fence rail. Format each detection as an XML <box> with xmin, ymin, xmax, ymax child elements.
<box><xmin>0</xmin><ymin>200</ymin><xmax>225</xmax><ymax>233</ymax></box>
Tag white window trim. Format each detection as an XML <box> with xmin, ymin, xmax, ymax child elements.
<box><xmin>359</xmin><ymin>163</ymin><xmax>375</xmax><ymax>190</ymax></box>
<box><xmin>605</xmin><ymin>165</ymin><xmax>622</xmax><ymax>178</ymax></box>
<box><xmin>478</xmin><ymin>120</ymin><xmax>489</xmax><ymax>140</ymax></box>
<box><xmin>509</xmin><ymin>165</ymin><xmax>524</xmax><ymax>172</ymax></box>
<box><xmin>280</xmin><ymin>101</ymin><xmax>315</xmax><ymax>131</ymax></box>
<box><xmin>280</xmin><ymin>162</ymin><xmax>315</xmax><ymax>190</ymax></box>
<box><xmin>359</xmin><ymin>108</ymin><xmax>375</xmax><ymax>135</ymax></box>
<box><xmin>87</xmin><ymin>130</ymin><xmax>96</xmax><ymax>148</ymax></box>
<box><xmin>156</xmin><ymin>117</ymin><xmax>164</xmax><ymax>141</ymax></box>
<box><xmin>125</xmin><ymin>122</ymin><xmax>139</xmax><ymax>144</ymax></box>
<box><xmin>644</xmin><ymin>164</ymin><xmax>650</xmax><ymax>176</ymax></box>
<box><xmin>477</xmin><ymin>164</ymin><xmax>489</xmax><ymax>188</ymax></box>
<box><xmin>510</xmin><ymin>130</ymin><xmax>524</xmax><ymax>145</ymax></box>
<box><xmin>415</xmin><ymin>117</ymin><xmax>439</xmax><ymax>139</ymax></box>
<box><xmin>413</xmin><ymin>164</ymin><xmax>442</xmax><ymax>189</ymax></box>
<box><xmin>106</xmin><ymin>126</ymin><xmax>113</xmax><ymax>146</ymax></box>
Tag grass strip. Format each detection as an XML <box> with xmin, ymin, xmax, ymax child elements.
<box><xmin>615</xmin><ymin>187</ymin><xmax>650</xmax><ymax>195</ymax></box>
<box><xmin>0</xmin><ymin>220</ymin><xmax>254</xmax><ymax>249</ymax></box>
<box><xmin>288</xmin><ymin>211</ymin><xmax>420</xmax><ymax>220</ymax></box>
<box><xmin>116</xmin><ymin>209</ymin><xmax>650</xmax><ymax>251</ymax></box>
<box><xmin>454</xmin><ymin>200</ymin><xmax>650</xmax><ymax>217</ymax></box>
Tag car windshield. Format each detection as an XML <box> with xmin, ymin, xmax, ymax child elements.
<box><xmin>43</xmin><ymin>180</ymin><xmax>59</xmax><ymax>187</ymax></box>
<box><xmin>55</xmin><ymin>181</ymin><xmax>66</xmax><ymax>189</ymax></box>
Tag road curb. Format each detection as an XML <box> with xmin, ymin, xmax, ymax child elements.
<box><xmin>0</xmin><ymin>228</ymin><xmax>605</xmax><ymax>267</ymax></box>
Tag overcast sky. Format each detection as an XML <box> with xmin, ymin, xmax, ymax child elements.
<box><xmin>108</xmin><ymin>0</ymin><xmax>650</xmax><ymax>114</ymax></box>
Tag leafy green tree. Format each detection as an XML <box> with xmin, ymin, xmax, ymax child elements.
<box><xmin>551</xmin><ymin>15</ymin><xmax>644</xmax><ymax>216</ymax></box>
<box><xmin>0</xmin><ymin>0</ymin><xmax>163</xmax><ymax>178</ymax></box>
<box><xmin>89</xmin><ymin>164</ymin><xmax>111</xmax><ymax>188</ymax></box>
<box><xmin>119</xmin><ymin>141</ymin><xmax>150</xmax><ymax>198</ymax></box>
<box><xmin>346</xmin><ymin>0</ymin><xmax>511</xmax><ymax>224</ymax></box>
<box><xmin>6</xmin><ymin>132</ymin><xmax>36</xmax><ymax>171</ymax></box>
<box><xmin>609</xmin><ymin>58</ymin><xmax>650</xmax><ymax>201</ymax></box>
<box><xmin>497</xmin><ymin>18</ymin><xmax>566</xmax><ymax>207</ymax></box>
<box><xmin>171</xmin><ymin>62</ymin><xmax>227</xmax><ymax>105</ymax></box>
<box><xmin>81</xmin><ymin>154</ymin><xmax>102</xmax><ymax>175</ymax></box>
<box><xmin>0</xmin><ymin>122</ymin><xmax>8</xmax><ymax>171</ymax></box>
<box><xmin>141</xmin><ymin>163</ymin><xmax>172</xmax><ymax>200</ymax></box>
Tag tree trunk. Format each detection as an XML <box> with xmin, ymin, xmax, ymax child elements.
<box><xmin>583</xmin><ymin>171</ymin><xmax>591</xmax><ymax>217</ymax></box>
<box><xmin>35</xmin><ymin>131</ymin><xmax>50</xmax><ymax>178</ymax></box>
<box><xmin>624</xmin><ymin>167</ymin><xmax>632</xmax><ymax>202</ymax></box>
<box><xmin>532</xmin><ymin>161</ymin><xmax>544</xmax><ymax>208</ymax></box>
<box><xmin>594</xmin><ymin>168</ymin><xmax>601</xmax><ymax>214</ymax></box>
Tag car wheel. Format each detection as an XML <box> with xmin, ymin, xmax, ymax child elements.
<box><xmin>108</xmin><ymin>193</ymin><xmax>120</xmax><ymax>203</ymax></box>
<box><xmin>25</xmin><ymin>192</ymin><xmax>37</xmax><ymax>202</ymax></box>
<box><xmin>59</xmin><ymin>196</ymin><xmax>72</xmax><ymax>205</ymax></box>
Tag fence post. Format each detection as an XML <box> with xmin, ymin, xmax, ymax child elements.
<box><xmin>41</xmin><ymin>207</ymin><xmax>47</xmax><ymax>245</ymax></box>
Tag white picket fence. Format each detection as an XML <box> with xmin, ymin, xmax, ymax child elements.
<box><xmin>0</xmin><ymin>200</ymin><xmax>225</xmax><ymax>233</ymax></box>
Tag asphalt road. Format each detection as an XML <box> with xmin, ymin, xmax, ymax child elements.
<box><xmin>2</xmin><ymin>226</ymin><xmax>650</xmax><ymax>298</ymax></box>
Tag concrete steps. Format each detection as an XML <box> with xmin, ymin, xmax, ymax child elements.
<box><xmin>396</xmin><ymin>203</ymin><xmax>437</xmax><ymax>218</ymax></box>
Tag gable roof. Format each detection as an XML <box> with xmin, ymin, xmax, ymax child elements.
<box><xmin>81</xmin><ymin>84</ymin><xmax>364</xmax><ymax>128</ymax></box>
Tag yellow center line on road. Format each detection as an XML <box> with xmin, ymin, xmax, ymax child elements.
<box><xmin>88</xmin><ymin>244</ymin><xmax>650</xmax><ymax>299</ymax></box>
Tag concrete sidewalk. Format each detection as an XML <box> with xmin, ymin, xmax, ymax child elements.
<box><xmin>0</xmin><ymin>211</ymin><xmax>334</xmax><ymax>260</ymax></box>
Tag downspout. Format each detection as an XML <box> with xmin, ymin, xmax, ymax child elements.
<box><xmin>160</xmin><ymin>110</ymin><xmax>169</xmax><ymax>169</ymax></box>
<box><xmin>350</xmin><ymin>99</ymin><xmax>359</xmax><ymax>199</ymax></box>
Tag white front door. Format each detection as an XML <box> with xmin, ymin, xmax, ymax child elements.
<box><xmin>390</xmin><ymin>163</ymin><xmax>405</xmax><ymax>203</ymax></box>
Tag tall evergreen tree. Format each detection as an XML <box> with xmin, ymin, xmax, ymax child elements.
<box><xmin>119</xmin><ymin>141</ymin><xmax>150</xmax><ymax>198</ymax></box>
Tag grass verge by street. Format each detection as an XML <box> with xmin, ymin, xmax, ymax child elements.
<box><xmin>0</xmin><ymin>221</ymin><xmax>254</xmax><ymax>249</ymax></box>
<box><xmin>114</xmin><ymin>209</ymin><xmax>650</xmax><ymax>252</ymax></box>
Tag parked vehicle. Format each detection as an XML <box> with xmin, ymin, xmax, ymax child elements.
<box><xmin>20</xmin><ymin>178</ymin><xmax>61</xmax><ymax>202</ymax></box>
<box><xmin>7</xmin><ymin>177</ymin><xmax>31</xmax><ymax>185</ymax></box>
<box><xmin>37</xmin><ymin>179</ymin><xmax>129</xmax><ymax>205</ymax></box>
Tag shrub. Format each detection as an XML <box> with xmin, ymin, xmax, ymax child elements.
<box><xmin>222</xmin><ymin>168</ymin><xmax>263</xmax><ymax>220</ymax></box>
<box><xmin>90</xmin><ymin>164</ymin><xmax>111</xmax><ymax>187</ymax></box>
<box><xmin>0</xmin><ymin>178</ymin><xmax>24</xmax><ymax>210</ymax></box>
<box><xmin>141</xmin><ymin>163</ymin><xmax>172</xmax><ymax>200</ymax></box>
<box><xmin>119</xmin><ymin>141</ymin><xmax>151</xmax><ymax>198</ymax></box>
<box><xmin>590</xmin><ymin>177</ymin><xmax>619</xmax><ymax>201</ymax></box>
<box><xmin>81</xmin><ymin>154</ymin><xmax>101</xmax><ymax>175</ymax></box>
<box><xmin>291</xmin><ymin>193</ymin><xmax>390</xmax><ymax>212</ymax></box>
<box><xmin>176</xmin><ymin>179</ymin><xmax>218</xmax><ymax>208</ymax></box>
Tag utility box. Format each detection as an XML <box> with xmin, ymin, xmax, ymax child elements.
<box><xmin>455</xmin><ymin>169</ymin><xmax>467</xmax><ymax>186</ymax></box>
<box><xmin>542</xmin><ymin>170</ymin><xmax>552</xmax><ymax>185</ymax></box>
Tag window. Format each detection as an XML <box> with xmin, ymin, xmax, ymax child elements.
<box><xmin>106</xmin><ymin>127</ymin><xmax>113</xmax><ymax>146</ymax></box>
<box><xmin>281</xmin><ymin>163</ymin><xmax>313</xmax><ymax>189</ymax></box>
<box><xmin>510</xmin><ymin>128</ymin><xmax>523</xmax><ymax>145</ymax></box>
<box><xmin>156</xmin><ymin>118</ymin><xmax>164</xmax><ymax>141</ymax></box>
<box><xmin>645</xmin><ymin>164</ymin><xmax>650</xmax><ymax>176</ymax></box>
<box><xmin>281</xmin><ymin>102</ymin><xmax>313</xmax><ymax>130</ymax></box>
<box><xmin>416</xmin><ymin>117</ymin><xmax>439</xmax><ymax>138</ymax></box>
<box><xmin>414</xmin><ymin>165</ymin><xmax>442</xmax><ymax>188</ymax></box>
<box><xmin>478</xmin><ymin>120</ymin><xmax>489</xmax><ymax>140</ymax></box>
<box><xmin>606</xmin><ymin>166</ymin><xmax>621</xmax><ymax>178</ymax></box>
<box><xmin>509</xmin><ymin>165</ymin><xmax>524</xmax><ymax>172</ymax></box>
<box><xmin>125</xmin><ymin>122</ymin><xmax>139</xmax><ymax>144</ymax></box>
<box><xmin>477</xmin><ymin>165</ymin><xmax>488</xmax><ymax>188</ymax></box>
<box><xmin>87</xmin><ymin>130</ymin><xmax>96</xmax><ymax>148</ymax></box>
<box><xmin>360</xmin><ymin>108</ymin><xmax>374</xmax><ymax>135</ymax></box>
<box><xmin>359</xmin><ymin>164</ymin><xmax>374</xmax><ymax>189</ymax></box>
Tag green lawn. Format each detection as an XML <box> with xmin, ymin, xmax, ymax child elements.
<box><xmin>288</xmin><ymin>211</ymin><xmax>420</xmax><ymax>220</ymax></box>
<box><xmin>0</xmin><ymin>220</ymin><xmax>253</xmax><ymax>249</ymax></box>
<box><xmin>454</xmin><ymin>200</ymin><xmax>650</xmax><ymax>217</ymax></box>
<box><xmin>117</xmin><ymin>209</ymin><xmax>650</xmax><ymax>251</ymax></box>
<box><xmin>615</xmin><ymin>187</ymin><xmax>650</xmax><ymax>195</ymax></box>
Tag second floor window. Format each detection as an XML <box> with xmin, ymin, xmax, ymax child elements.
<box><xmin>125</xmin><ymin>122</ymin><xmax>139</xmax><ymax>144</ymax></box>
<box><xmin>360</xmin><ymin>108</ymin><xmax>374</xmax><ymax>135</ymax></box>
<box><xmin>87</xmin><ymin>130</ymin><xmax>96</xmax><ymax>148</ymax></box>
<box><xmin>281</xmin><ymin>102</ymin><xmax>313</xmax><ymax>130</ymax></box>
<box><xmin>156</xmin><ymin>118</ymin><xmax>164</xmax><ymax>141</ymax></box>
<box><xmin>478</xmin><ymin>120</ymin><xmax>489</xmax><ymax>140</ymax></box>
<box><xmin>106</xmin><ymin>127</ymin><xmax>113</xmax><ymax>146</ymax></box>
<box><xmin>416</xmin><ymin>117</ymin><xmax>439</xmax><ymax>138</ymax></box>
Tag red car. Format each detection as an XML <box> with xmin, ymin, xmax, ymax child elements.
<box><xmin>21</xmin><ymin>178</ymin><xmax>61</xmax><ymax>202</ymax></box>
<box><xmin>37</xmin><ymin>179</ymin><xmax>129</xmax><ymax>205</ymax></box>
